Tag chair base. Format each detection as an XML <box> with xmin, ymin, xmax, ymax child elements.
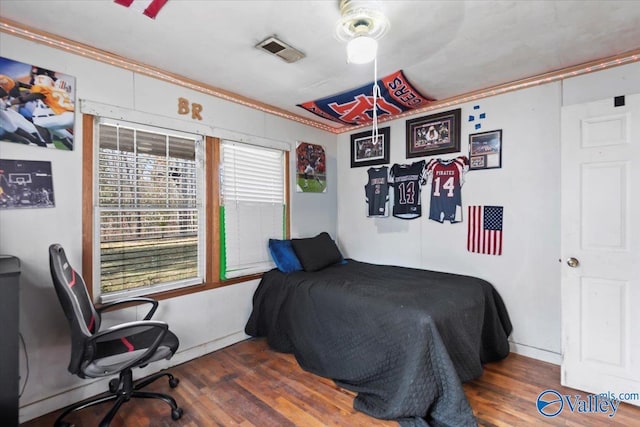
<box><xmin>54</xmin><ymin>369</ymin><xmax>182</xmax><ymax>427</ymax></box>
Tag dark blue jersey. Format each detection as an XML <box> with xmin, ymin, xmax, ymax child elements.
<box><xmin>390</xmin><ymin>160</ymin><xmax>426</xmax><ymax>219</ymax></box>
<box><xmin>365</xmin><ymin>166</ymin><xmax>389</xmax><ymax>217</ymax></box>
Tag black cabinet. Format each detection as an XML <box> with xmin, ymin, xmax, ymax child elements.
<box><xmin>0</xmin><ymin>256</ymin><xmax>20</xmax><ymax>427</ymax></box>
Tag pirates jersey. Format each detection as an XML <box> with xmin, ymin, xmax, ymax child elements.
<box><xmin>426</xmin><ymin>156</ymin><xmax>469</xmax><ymax>223</ymax></box>
<box><xmin>364</xmin><ymin>166</ymin><xmax>389</xmax><ymax>217</ymax></box>
<box><xmin>390</xmin><ymin>160</ymin><xmax>427</xmax><ymax>219</ymax></box>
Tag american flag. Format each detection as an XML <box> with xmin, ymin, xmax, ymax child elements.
<box><xmin>114</xmin><ymin>0</ymin><xmax>168</xmax><ymax>19</ymax></box>
<box><xmin>467</xmin><ymin>206</ymin><xmax>503</xmax><ymax>255</ymax></box>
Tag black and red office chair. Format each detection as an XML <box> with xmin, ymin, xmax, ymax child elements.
<box><xmin>48</xmin><ymin>243</ymin><xmax>183</xmax><ymax>427</ymax></box>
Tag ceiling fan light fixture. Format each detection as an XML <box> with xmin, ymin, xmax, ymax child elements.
<box><xmin>346</xmin><ymin>35</ymin><xmax>378</xmax><ymax>64</ymax></box>
<box><xmin>336</xmin><ymin>0</ymin><xmax>389</xmax><ymax>64</ymax></box>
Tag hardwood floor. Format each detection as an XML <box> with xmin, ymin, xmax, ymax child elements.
<box><xmin>21</xmin><ymin>338</ymin><xmax>640</xmax><ymax>426</ymax></box>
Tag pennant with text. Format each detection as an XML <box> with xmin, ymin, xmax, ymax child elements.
<box><xmin>114</xmin><ymin>0</ymin><xmax>168</xmax><ymax>19</ymax></box>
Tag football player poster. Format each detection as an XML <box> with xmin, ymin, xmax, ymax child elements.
<box><xmin>0</xmin><ymin>56</ymin><xmax>76</xmax><ymax>150</ymax></box>
<box><xmin>0</xmin><ymin>159</ymin><xmax>55</xmax><ymax>209</ymax></box>
<box><xmin>295</xmin><ymin>142</ymin><xmax>327</xmax><ymax>193</ymax></box>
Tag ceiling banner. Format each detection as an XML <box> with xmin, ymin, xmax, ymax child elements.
<box><xmin>298</xmin><ymin>70</ymin><xmax>432</xmax><ymax>126</ymax></box>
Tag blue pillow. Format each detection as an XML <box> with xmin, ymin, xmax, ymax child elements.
<box><xmin>268</xmin><ymin>239</ymin><xmax>303</xmax><ymax>273</ymax></box>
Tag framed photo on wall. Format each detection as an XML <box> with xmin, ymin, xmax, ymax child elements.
<box><xmin>0</xmin><ymin>159</ymin><xmax>55</xmax><ymax>209</ymax></box>
<box><xmin>0</xmin><ymin>56</ymin><xmax>76</xmax><ymax>150</ymax></box>
<box><xmin>469</xmin><ymin>129</ymin><xmax>502</xmax><ymax>170</ymax></box>
<box><xmin>405</xmin><ymin>109</ymin><xmax>460</xmax><ymax>158</ymax></box>
<box><xmin>350</xmin><ymin>127</ymin><xmax>390</xmax><ymax>168</ymax></box>
<box><xmin>295</xmin><ymin>142</ymin><xmax>327</xmax><ymax>193</ymax></box>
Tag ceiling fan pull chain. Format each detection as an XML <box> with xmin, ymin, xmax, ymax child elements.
<box><xmin>372</xmin><ymin>56</ymin><xmax>380</xmax><ymax>142</ymax></box>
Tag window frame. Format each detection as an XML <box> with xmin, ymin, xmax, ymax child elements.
<box><xmin>94</xmin><ymin>118</ymin><xmax>205</xmax><ymax>302</ymax></box>
<box><xmin>82</xmin><ymin>114</ymin><xmax>290</xmax><ymax>302</ymax></box>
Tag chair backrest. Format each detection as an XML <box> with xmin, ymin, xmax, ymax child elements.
<box><xmin>49</xmin><ymin>243</ymin><xmax>101</xmax><ymax>375</ymax></box>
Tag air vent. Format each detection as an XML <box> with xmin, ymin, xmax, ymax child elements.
<box><xmin>255</xmin><ymin>36</ymin><xmax>305</xmax><ymax>63</ymax></box>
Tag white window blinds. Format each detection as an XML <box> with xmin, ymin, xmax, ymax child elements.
<box><xmin>220</xmin><ymin>140</ymin><xmax>285</xmax><ymax>279</ymax></box>
<box><xmin>96</xmin><ymin>121</ymin><xmax>204</xmax><ymax>300</ymax></box>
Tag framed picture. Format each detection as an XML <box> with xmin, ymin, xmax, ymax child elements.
<box><xmin>295</xmin><ymin>142</ymin><xmax>327</xmax><ymax>193</ymax></box>
<box><xmin>350</xmin><ymin>127</ymin><xmax>390</xmax><ymax>168</ymax></box>
<box><xmin>405</xmin><ymin>109</ymin><xmax>460</xmax><ymax>158</ymax></box>
<box><xmin>0</xmin><ymin>159</ymin><xmax>55</xmax><ymax>209</ymax></box>
<box><xmin>0</xmin><ymin>56</ymin><xmax>76</xmax><ymax>150</ymax></box>
<box><xmin>469</xmin><ymin>129</ymin><xmax>502</xmax><ymax>170</ymax></box>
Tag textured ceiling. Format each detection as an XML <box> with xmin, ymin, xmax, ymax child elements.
<box><xmin>1</xmin><ymin>0</ymin><xmax>639</xmax><ymax>131</ymax></box>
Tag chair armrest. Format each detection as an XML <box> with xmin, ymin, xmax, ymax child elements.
<box><xmin>97</xmin><ymin>297</ymin><xmax>159</xmax><ymax>320</ymax></box>
<box><xmin>85</xmin><ymin>320</ymin><xmax>168</xmax><ymax>375</ymax></box>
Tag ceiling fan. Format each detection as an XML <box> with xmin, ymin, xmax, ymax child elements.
<box><xmin>335</xmin><ymin>0</ymin><xmax>390</xmax><ymax>64</ymax></box>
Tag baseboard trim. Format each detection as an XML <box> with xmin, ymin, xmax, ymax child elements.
<box><xmin>19</xmin><ymin>331</ymin><xmax>249</xmax><ymax>423</ymax></box>
<box><xmin>509</xmin><ymin>341</ymin><xmax>562</xmax><ymax>365</ymax></box>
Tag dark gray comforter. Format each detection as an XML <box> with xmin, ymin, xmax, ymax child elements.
<box><xmin>245</xmin><ymin>260</ymin><xmax>512</xmax><ymax>426</ymax></box>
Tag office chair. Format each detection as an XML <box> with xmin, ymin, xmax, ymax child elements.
<box><xmin>48</xmin><ymin>244</ymin><xmax>183</xmax><ymax>427</ymax></box>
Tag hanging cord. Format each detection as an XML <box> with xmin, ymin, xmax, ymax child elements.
<box><xmin>371</xmin><ymin>56</ymin><xmax>381</xmax><ymax>143</ymax></box>
<box><xmin>19</xmin><ymin>332</ymin><xmax>29</xmax><ymax>397</ymax></box>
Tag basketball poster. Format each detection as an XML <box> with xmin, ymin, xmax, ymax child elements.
<box><xmin>0</xmin><ymin>56</ymin><xmax>76</xmax><ymax>150</ymax></box>
<box><xmin>0</xmin><ymin>159</ymin><xmax>55</xmax><ymax>209</ymax></box>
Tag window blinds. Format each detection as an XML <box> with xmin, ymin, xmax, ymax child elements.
<box><xmin>220</xmin><ymin>140</ymin><xmax>285</xmax><ymax>279</ymax></box>
<box><xmin>97</xmin><ymin>122</ymin><xmax>204</xmax><ymax>299</ymax></box>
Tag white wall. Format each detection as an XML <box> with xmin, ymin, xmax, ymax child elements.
<box><xmin>337</xmin><ymin>61</ymin><xmax>640</xmax><ymax>365</ymax></box>
<box><xmin>563</xmin><ymin>62</ymin><xmax>640</xmax><ymax>107</ymax></box>
<box><xmin>3</xmin><ymin>25</ymin><xmax>639</xmax><ymax>423</ymax></box>
<box><xmin>338</xmin><ymin>83</ymin><xmax>563</xmax><ymax>362</ymax></box>
<box><xmin>0</xmin><ymin>32</ymin><xmax>337</xmax><ymax>422</ymax></box>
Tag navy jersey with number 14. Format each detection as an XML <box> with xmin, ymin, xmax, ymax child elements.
<box><xmin>390</xmin><ymin>160</ymin><xmax>427</xmax><ymax>219</ymax></box>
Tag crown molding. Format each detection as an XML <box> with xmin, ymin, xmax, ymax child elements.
<box><xmin>341</xmin><ymin>47</ymin><xmax>640</xmax><ymax>134</ymax></box>
<box><xmin>2</xmin><ymin>18</ymin><xmax>639</xmax><ymax>136</ymax></box>
<box><xmin>0</xmin><ymin>18</ymin><xmax>339</xmax><ymax>134</ymax></box>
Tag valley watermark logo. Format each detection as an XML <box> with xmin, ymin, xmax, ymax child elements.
<box><xmin>536</xmin><ymin>389</ymin><xmax>630</xmax><ymax>418</ymax></box>
<box><xmin>537</xmin><ymin>390</ymin><xmax>565</xmax><ymax>417</ymax></box>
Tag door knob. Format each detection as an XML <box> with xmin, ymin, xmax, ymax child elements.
<box><xmin>566</xmin><ymin>257</ymin><xmax>580</xmax><ymax>268</ymax></box>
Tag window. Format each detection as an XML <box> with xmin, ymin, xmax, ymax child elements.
<box><xmin>220</xmin><ymin>140</ymin><xmax>286</xmax><ymax>279</ymax></box>
<box><xmin>84</xmin><ymin>112</ymin><xmax>291</xmax><ymax>302</ymax></box>
<box><xmin>95</xmin><ymin>119</ymin><xmax>204</xmax><ymax>301</ymax></box>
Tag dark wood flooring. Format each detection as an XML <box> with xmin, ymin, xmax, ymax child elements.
<box><xmin>21</xmin><ymin>338</ymin><xmax>640</xmax><ymax>426</ymax></box>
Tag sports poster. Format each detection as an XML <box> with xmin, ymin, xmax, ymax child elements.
<box><xmin>0</xmin><ymin>56</ymin><xmax>76</xmax><ymax>150</ymax></box>
<box><xmin>0</xmin><ymin>159</ymin><xmax>55</xmax><ymax>209</ymax></box>
<box><xmin>295</xmin><ymin>142</ymin><xmax>327</xmax><ymax>193</ymax></box>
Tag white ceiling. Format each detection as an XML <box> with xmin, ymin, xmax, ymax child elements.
<box><xmin>1</xmin><ymin>0</ymin><xmax>640</xmax><ymax>131</ymax></box>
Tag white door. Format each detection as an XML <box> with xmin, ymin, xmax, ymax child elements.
<box><xmin>561</xmin><ymin>93</ymin><xmax>640</xmax><ymax>404</ymax></box>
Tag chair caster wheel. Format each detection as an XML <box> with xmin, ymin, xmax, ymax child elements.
<box><xmin>169</xmin><ymin>377</ymin><xmax>180</xmax><ymax>388</ymax></box>
<box><xmin>109</xmin><ymin>378</ymin><xmax>119</xmax><ymax>393</ymax></box>
<box><xmin>171</xmin><ymin>407</ymin><xmax>184</xmax><ymax>420</ymax></box>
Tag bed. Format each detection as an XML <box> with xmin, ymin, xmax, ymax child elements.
<box><xmin>245</xmin><ymin>233</ymin><xmax>512</xmax><ymax>427</ymax></box>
